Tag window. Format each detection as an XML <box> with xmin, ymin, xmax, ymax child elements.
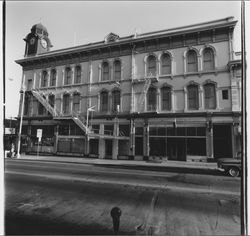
<box><xmin>38</xmin><ymin>95</ymin><xmax>46</xmax><ymax>115</ymax></box>
<box><xmin>147</xmin><ymin>55</ymin><xmax>157</xmax><ymax>76</ymax></box>
<box><xmin>112</xmin><ymin>90</ymin><xmax>120</xmax><ymax>112</ymax></box>
<box><xmin>65</xmin><ymin>67</ymin><xmax>72</xmax><ymax>85</ymax></box>
<box><xmin>100</xmin><ymin>91</ymin><xmax>108</xmax><ymax>112</ymax></box>
<box><xmin>161</xmin><ymin>53</ymin><xmax>171</xmax><ymax>74</ymax></box>
<box><xmin>50</xmin><ymin>69</ymin><xmax>56</xmax><ymax>86</ymax></box>
<box><xmin>222</xmin><ymin>90</ymin><xmax>229</xmax><ymax>100</ymax></box>
<box><xmin>161</xmin><ymin>87</ymin><xmax>171</xmax><ymax>111</ymax></box>
<box><xmin>147</xmin><ymin>87</ymin><xmax>157</xmax><ymax>111</ymax></box>
<box><xmin>48</xmin><ymin>94</ymin><xmax>55</xmax><ymax>108</ymax></box>
<box><xmin>75</xmin><ymin>66</ymin><xmax>81</xmax><ymax>84</ymax></box>
<box><xmin>102</xmin><ymin>62</ymin><xmax>109</xmax><ymax>81</ymax></box>
<box><xmin>41</xmin><ymin>71</ymin><xmax>48</xmax><ymax>87</ymax></box>
<box><xmin>204</xmin><ymin>83</ymin><xmax>216</xmax><ymax>109</ymax></box>
<box><xmin>73</xmin><ymin>94</ymin><xmax>80</xmax><ymax>112</ymax></box>
<box><xmin>187</xmin><ymin>50</ymin><xmax>198</xmax><ymax>72</ymax></box>
<box><xmin>27</xmin><ymin>79</ymin><xmax>33</xmax><ymax>90</ymax></box>
<box><xmin>63</xmin><ymin>94</ymin><xmax>70</xmax><ymax>114</ymax></box>
<box><xmin>114</xmin><ymin>60</ymin><xmax>121</xmax><ymax>80</ymax></box>
<box><xmin>187</xmin><ymin>85</ymin><xmax>199</xmax><ymax>110</ymax></box>
<box><xmin>24</xmin><ymin>94</ymin><xmax>30</xmax><ymax>115</ymax></box>
<box><xmin>203</xmin><ymin>48</ymin><xmax>214</xmax><ymax>70</ymax></box>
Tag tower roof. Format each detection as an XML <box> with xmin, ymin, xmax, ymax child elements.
<box><xmin>31</xmin><ymin>23</ymin><xmax>48</xmax><ymax>36</ymax></box>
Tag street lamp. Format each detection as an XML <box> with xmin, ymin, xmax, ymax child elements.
<box><xmin>16</xmin><ymin>77</ymin><xmax>26</xmax><ymax>158</ymax></box>
<box><xmin>86</xmin><ymin>105</ymin><xmax>96</xmax><ymax>133</ymax></box>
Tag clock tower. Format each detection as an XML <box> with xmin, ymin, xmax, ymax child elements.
<box><xmin>24</xmin><ymin>23</ymin><xmax>53</xmax><ymax>57</ymax></box>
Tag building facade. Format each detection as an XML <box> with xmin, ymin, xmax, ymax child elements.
<box><xmin>16</xmin><ymin>17</ymin><xmax>242</xmax><ymax>161</ymax></box>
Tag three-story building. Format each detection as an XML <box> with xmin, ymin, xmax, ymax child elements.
<box><xmin>16</xmin><ymin>17</ymin><xmax>242</xmax><ymax>161</ymax></box>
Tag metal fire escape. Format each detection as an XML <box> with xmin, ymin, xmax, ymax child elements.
<box><xmin>31</xmin><ymin>89</ymin><xmax>90</xmax><ymax>134</ymax></box>
<box><xmin>31</xmin><ymin>89</ymin><xmax>129</xmax><ymax>140</ymax></box>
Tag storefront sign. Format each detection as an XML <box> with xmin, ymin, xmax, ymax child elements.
<box><xmin>37</xmin><ymin>129</ymin><xmax>43</xmax><ymax>142</ymax></box>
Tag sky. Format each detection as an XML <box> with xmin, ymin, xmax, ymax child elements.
<box><xmin>5</xmin><ymin>1</ymin><xmax>242</xmax><ymax>118</ymax></box>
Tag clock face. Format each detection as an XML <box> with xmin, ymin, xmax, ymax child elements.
<box><xmin>41</xmin><ymin>39</ymin><xmax>47</xmax><ymax>49</ymax></box>
<box><xmin>29</xmin><ymin>37</ymin><xmax>35</xmax><ymax>45</ymax></box>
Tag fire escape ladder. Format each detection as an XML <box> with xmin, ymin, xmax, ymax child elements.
<box><xmin>31</xmin><ymin>90</ymin><xmax>58</xmax><ymax>116</ymax></box>
<box><xmin>138</xmin><ymin>78</ymin><xmax>151</xmax><ymax>113</ymax></box>
<box><xmin>71</xmin><ymin>111</ymin><xmax>90</xmax><ymax>134</ymax></box>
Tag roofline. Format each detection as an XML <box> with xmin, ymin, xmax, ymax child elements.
<box><xmin>16</xmin><ymin>17</ymin><xmax>237</xmax><ymax>65</ymax></box>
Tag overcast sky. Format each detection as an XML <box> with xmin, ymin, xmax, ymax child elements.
<box><xmin>5</xmin><ymin>1</ymin><xmax>242</xmax><ymax>118</ymax></box>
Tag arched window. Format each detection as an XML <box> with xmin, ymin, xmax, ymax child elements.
<box><xmin>204</xmin><ymin>83</ymin><xmax>216</xmax><ymax>109</ymax></box>
<box><xmin>161</xmin><ymin>54</ymin><xmax>171</xmax><ymax>75</ymax></box>
<box><xmin>203</xmin><ymin>48</ymin><xmax>215</xmax><ymax>71</ymax></box>
<box><xmin>63</xmin><ymin>94</ymin><xmax>70</xmax><ymax>114</ymax></box>
<box><xmin>187</xmin><ymin>50</ymin><xmax>198</xmax><ymax>72</ymax></box>
<box><xmin>75</xmin><ymin>66</ymin><xmax>81</xmax><ymax>84</ymax></box>
<box><xmin>147</xmin><ymin>55</ymin><xmax>157</xmax><ymax>76</ymax></box>
<box><xmin>48</xmin><ymin>94</ymin><xmax>55</xmax><ymax>108</ymax></box>
<box><xmin>112</xmin><ymin>90</ymin><xmax>121</xmax><ymax>112</ymax></box>
<box><xmin>100</xmin><ymin>91</ymin><xmax>109</xmax><ymax>112</ymax></box>
<box><xmin>38</xmin><ymin>95</ymin><xmax>46</xmax><ymax>115</ymax></box>
<box><xmin>114</xmin><ymin>60</ymin><xmax>121</xmax><ymax>80</ymax></box>
<box><xmin>187</xmin><ymin>85</ymin><xmax>199</xmax><ymax>110</ymax></box>
<box><xmin>102</xmin><ymin>62</ymin><xmax>109</xmax><ymax>81</ymax></box>
<box><xmin>147</xmin><ymin>87</ymin><xmax>157</xmax><ymax>111</ymax></box>
<box><xmin>50</xmin><ymin>69</ymin><xmax>56</xmax><ymax>86</ymax></box>
<box><xmin>65</xmin><ymin>67</ymin><xmax>72</xmax><ymax>85</ymax></box>
<box><xmin>41</xmin><ymin>71</ymin><xmax>48</xmax><ymax>87</ymax></box>
<box><xmin>161</xmin><ymin>87</ymin><xmax>171</xmax><ymax>111</ymax></box>
<box><xmin>73</xmin><ymin>93</ymin><xmax>80</xmax><ymax>112</ymax></box>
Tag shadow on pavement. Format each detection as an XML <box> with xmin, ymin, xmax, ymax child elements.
<box><xmin>94</xmin><ymin>163</ymin><xmax>224</xmax><ymax>176</ymax></box>
<box><xmin>5</xmin><ymin>211</ymin><xmax>132</xmax><ymax>235</ymax></box>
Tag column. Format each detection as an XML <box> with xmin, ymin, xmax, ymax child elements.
<box><xmin>199</xmin><ymin>86</ymin><xmax>204</xmax><ymax>110</ymax></box>
<box><xmin>98</xmin><ymin>124</ymin><xmax>105</xmax><ymax>159</ymax></box>
<box><xmin>129</xmin><ymin>119</ymin><xmax>135</xmax><ymax>159</ymax></box>
<box><xmin>54</xmin><ymin>125</ymin><xmax>59</xmax><ymax>154</ymax></box>
<box><xmin>216</xmin><ymin>87</ymin><xmax>220</xmax><ymax>109</ymax></box>
<box><xmin>143</xmin><ymin>120</ymin><xmax>149</xmax><ymax>160</ymax></box>
<box><xmin>33</xmin><ymin>72</ymin><xmax>36</xmax><ymax>89</ymax></box>
<box><xmin>184</xmin><ymin>87</ymin><xmax>188</xmax><ymax>111</ymax></box>
<box><xmin>171</xmin><ymin>90</ymin><xmax>175</xmax><ymax>111</ymax></box>
<box><xmin>156</xmin><ymin>89</ymin><xmax>160</xmax><ymax>112</ymax></box>
<box><xmin>206</xmin><ymin>119</ymin><xmax>214</xmax><ymax>159</ymax></box>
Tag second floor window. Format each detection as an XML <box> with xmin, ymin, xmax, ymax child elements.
<box><xmin>50</xmin><ymin>69</ymin><xmax>56</xmax><ymax>86</ymax></box>
<box><xmin>161</xmin><ymin>54</ymin><xmax>171</xmax><ymax>75</ymax></box>
<box><xmin>75</xmin><ymin>66</ymin><xmax>81</xmax><ymax>84</ymax></box>
<box><xmin>73</xmin><ymin>94</ymin><xmax>80</xmax><ymax>112</ymax></box>
<box><xmin>161</xmin><ymin>87</ymin><xmax>171</xmax><ymax>111</ymax></box>
<box><xmin>204</xmin><ymin>83</ymin><xmax>216</xmax><ymax>109</ymax></box>
<box><xmin>147</xmin><ymin>55</ymin><xmax>157</xmax><ymax>76</ymax></box>
<box><xmin>187</xmin><ymin>50</ymin><xmax>198</xmax><ymax>72</ymax></box>
<box><xmin>147</xmin><ymin>87</ymin><xmax>157</xmax><ymax>111</ymax></box>
<box><xmin>203</xmin><ymin>48</ymin><xmax>215</xmax><ymax>71</ymax></box>
<box><xmin>114</xmin><ymin>60</ymin><xmax>121</xmax><ymax>80</ymax></box>
<box><xmin>112</xmin><ymin>90</ymin><xmax>121</xmax><ymax>112</ymax></box>
<box><xmin>100</xmin><ymin>91</ymin><xmax>108</xmax><ymax>112</ymax></box>
<box><xmin>38</xmin><ymin>95</ymin><xmax>47</xmax><ymax>115</ymax></box>
<box><xmin>48</xmin><ymin>94</ymin><xmax>55</xmax><ymax>108</ymax></box>
<box><xmin>102</xmin><ymin>62</ymin><xmax>109</xmax><ymax>81</ymax></box>
<box><xmin>63</xmin><ymin>94</ymin><xmax>70</xmax><ymax>114</ymax></box>
<box><xmin>41</xmin><ymin>71</ymin><xmax>48</xmax><ymax>87</ymax></box>
<box><xmin>65</xmin><ymin>67</ymin><xmax>72</xmax><ymax>85</ymax></box>
<box><xmin>187</xmin><ymin>85</ymin><xmax>199</xmax><ymax>110</ymax></box>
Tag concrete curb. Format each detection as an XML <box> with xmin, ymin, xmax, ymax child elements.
<box><xmin>10</xmin><ymin>154</ymin><xmax>218</xmax><ymax>171</ymax></box>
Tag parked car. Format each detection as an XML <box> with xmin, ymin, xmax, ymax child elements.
<box><xmin>217</xmin><ymin>153</ymin><xmax>241</xmax><ymax>177</ymax></box>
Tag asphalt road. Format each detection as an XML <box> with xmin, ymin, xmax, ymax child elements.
<box><xmin>5</xmin><ymin>159</ymin><xmax>241</xmax><ymax>235</ymax></box>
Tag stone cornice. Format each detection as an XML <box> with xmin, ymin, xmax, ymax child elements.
<box><xmin>16</xmin><ymin>18</ymin><xmax>237</xmax><ymax>70</ymax></box>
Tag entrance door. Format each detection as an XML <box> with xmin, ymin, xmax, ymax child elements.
<box><xmin>167</xmin><ymin>138</ymin><xmax>186</xmax><ymax>161</ymax></box>
<box><xmin>105</xmin><ymin>139</ymin><xmax>113</xmax><ymax>159</ymax></box>
<box><xmin>213</xmin><ymin>125</ymin><xmax>232</xmax><ymax>158</ymax></box>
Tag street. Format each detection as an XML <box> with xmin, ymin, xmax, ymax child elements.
<box><xmin>5</xmin><ymin>159</ymin><xmax>241</xmax><ymax>235</ymax></box>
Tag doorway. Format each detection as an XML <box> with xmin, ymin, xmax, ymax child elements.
<box><xmin>167</xmin><ymin>138</ymin><xmax>186</xmax><ymax>161</ymax></box>
<box><xmin>105</xmin><ymin>139</ymin><xmax>113</xmax><ymax>159</ymax></box>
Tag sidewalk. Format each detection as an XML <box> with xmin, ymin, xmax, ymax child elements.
<box><xmin>14</xmin><ymin>154</ymin><xmax>218</xmax><ymax>171</ymax></box>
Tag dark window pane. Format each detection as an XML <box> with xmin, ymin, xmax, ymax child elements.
<box><xmin>197</xmin><ymin>127</ymin><xmax>206</xmax><ymax>136</ymax></box>
<box><xmin>187</xmin><ymin>127</ymin><xmax>196</xmax><ymax>136</ymax></box>
<box><xmin>177</xmin><ymin>127</ymin><xmax>186</xmax><ymax>136</ymax></box>
<box><xmin>135</xmin><ymin>127</ymin><xmax>143</xmax><ymax>135</ymax></box>
<box><xmin>167</xmin><ymin>127</ymin><xmax>175</xmax><ymax>136</ymax></box>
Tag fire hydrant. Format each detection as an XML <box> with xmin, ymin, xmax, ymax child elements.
<box><xmin>110</xmin><ymin>207</ymin><xmax>122</xmax><ymax>235</ymax></box>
